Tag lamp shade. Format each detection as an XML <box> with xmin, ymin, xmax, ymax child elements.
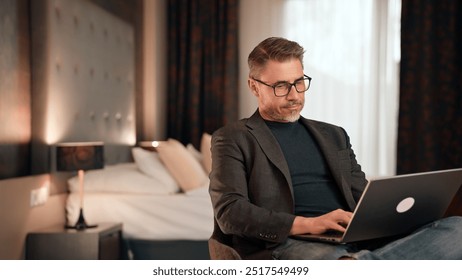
<box><xmin>56</xmin><ymin>142</ymin><xmax>104</xmax><ymax>171</ymax></box>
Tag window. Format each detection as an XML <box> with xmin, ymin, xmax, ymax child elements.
<box><xmin>239</xmin><ymin>0</ymin><xmax>401</xmax><ymax>177</ymax></box>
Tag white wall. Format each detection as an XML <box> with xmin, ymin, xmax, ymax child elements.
<box><xmin>0</xmin><ymin>175</ymin><xmax>67</xmax><ymax>259</ymax></box>
<box><xmin>238</xmin><ymin>0</ymin><xmax>287</xmax><ymax>119</ymax></box>
<box><xmin>143</xmin><ymin>0</ymin><xmax>167</xmax><ymax>140</ymax></box>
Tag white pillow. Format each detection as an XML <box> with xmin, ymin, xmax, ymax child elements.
<box><xmin>67</xmin><ymin>163</ymin><xmax>180</xmax><ymax>195</ymax></box>
<box><xmin>156</xmin><ymin>139</ymin><xmax>209</xmax><ymax>192</ymax></box>
<box><xmin>200</xmin><ymin>133</ymin><xmax>212</xmax><ymax>174</ymax></box>
<box><xmin>131</xmin><ymin>147</ymin><xmax>179</xmax><ymax>188</ymax></box>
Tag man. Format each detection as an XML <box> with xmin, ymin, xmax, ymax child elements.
<box><xmin>209</xmin><ymin>37</ymin><xmax>462</xmax><ymax>259</ymax></box>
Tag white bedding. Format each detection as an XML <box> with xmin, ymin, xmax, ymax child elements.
<box><xmin>66</xmin><ymin>185</ymin><xmax>214</xmax><ymax>240</ymax></box>
<box><xmin>65</xmin><ymin>156</ymin><xmax>214</xmax><ymax>240</ymax></box>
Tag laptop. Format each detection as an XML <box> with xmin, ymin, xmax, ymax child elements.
<box><xmin>293</xmin><ymin>168</ymin><xmax>462</xmax><ymax>244</ymax></box>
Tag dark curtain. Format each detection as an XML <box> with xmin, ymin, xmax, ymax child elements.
<box><xmin>397</xmin><ymin>0</ymin><xmax>462</xmax><ymax>174</ymax></box>
<box><xmin>166</xmin><ymin>0</ymin><xmax>239</xmax><ymax>147</ymax></box>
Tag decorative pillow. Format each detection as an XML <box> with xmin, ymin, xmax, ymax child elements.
<box><xmin>186</xmin><ymin>143</ymin><xmax>202</xmax><ymax>163</ymax></box>
<box><xmin>184</xmin><ymin>178</ymin><xmax>210</xmax><ymax>197</ymax></box>
<box><xmin>68</xmin><ymin>163</ymin><xmax>180</xmax><ymax>194</ymax></box>
<box><xmin>156</xmin><ymin>138</ymin><xmax>209</xmax><ymax>192</ymax></box>
<box><xmin>200</xmin><ymin>133</ymin><xmax>212</xmax><ymax>174</ymax></box>
<box><xmin>131</xmin><ymin>147</ymin><xmax>178</xmax><ymax>188</ymax></box>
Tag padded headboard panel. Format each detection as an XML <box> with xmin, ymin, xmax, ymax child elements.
<box><xmin>31</xmin><ymin>0</ymin><xmax>135</xmax><ymax>173</ymax></box>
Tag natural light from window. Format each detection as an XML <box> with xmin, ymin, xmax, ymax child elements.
<box><xmin>281</xmin><ymin>0</ymin><xmax>402</xmax><ymax>178</ymax></box>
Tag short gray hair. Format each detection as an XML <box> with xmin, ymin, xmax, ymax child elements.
<box><xmin>248</xmin><ymin>37</ymin><xmax>305</xmax><ymax>78</ymax></box>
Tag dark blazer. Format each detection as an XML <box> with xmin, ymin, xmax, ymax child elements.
<box><xmin>209</xmin><ymin>110</ymin><xmax>368</xmax><ymax>259</ymax></box>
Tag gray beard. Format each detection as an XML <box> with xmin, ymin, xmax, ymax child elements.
<box><xmin>269</xmin><ymin>110</ymin><xmax>300</xmax><ymax>123</ymax></box>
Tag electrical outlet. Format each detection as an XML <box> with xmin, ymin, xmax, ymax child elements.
<box><xmin>30</xmin><ymin>182</ymin><xmax>49</xmax><ymax>207</ymax></box>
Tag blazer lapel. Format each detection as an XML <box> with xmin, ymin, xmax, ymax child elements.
<box><xmin>246</xmin><ymin>111</ymin><xmax>293</xmax><ymax>191</ymax></box>
<box><xmin>300</xmin><ymin>118</ymin><xmax>340</xmax><ymax>177</ymax></box>
<box><xmin>244</xmin><ymin>111</ymin><xmax>355</xmax><ymax>209</ymax></box>
<box><xmin>299</xmin><ymin>118</ymin><xmax>356</xmax><ymax>209</ymax></box>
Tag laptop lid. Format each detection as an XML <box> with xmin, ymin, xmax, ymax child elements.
<box><xmin>294</xmin><ymin>168</ymin><xmax>462</xmax><ymax>244</ymax></box>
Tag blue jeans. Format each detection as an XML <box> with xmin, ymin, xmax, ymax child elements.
<box><xmin>272</xmin><ymin>216</ymin><xmax>462</xmax><ymax>260</ymax></box>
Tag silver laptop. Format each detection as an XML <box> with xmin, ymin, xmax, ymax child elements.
<box><xmin>293</xmin><ymin>168</ymin><xmax>462</xmax><ymax>244</ymax></box>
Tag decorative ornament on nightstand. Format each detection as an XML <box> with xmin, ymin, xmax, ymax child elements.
<box><xmin>56</xmin><ymin>142</ymin><xmax>104</xmax><ymax>230</ymax></box>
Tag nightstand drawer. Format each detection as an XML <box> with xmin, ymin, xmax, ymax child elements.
<box><xmin>26</xmin><ymin>223</ymin><xmax>122</xmax><ymax>260</ymax></box>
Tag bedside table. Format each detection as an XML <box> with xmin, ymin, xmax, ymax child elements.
<box><xmin>26</xmin><ymin>223</ymin><xmax>122</xmax><ymax>260</ymax></box>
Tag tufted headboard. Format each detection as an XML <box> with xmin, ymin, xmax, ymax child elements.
<box><xmin>30</xmin><ymin>0</ymin><xmax>136</xmax><ymax>174</ymax></box>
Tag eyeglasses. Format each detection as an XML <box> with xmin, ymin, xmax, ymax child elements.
<box><xmin>251</xmin><ymin>74</ymin><xmax>312</xmax><ymax>97</ymax></box>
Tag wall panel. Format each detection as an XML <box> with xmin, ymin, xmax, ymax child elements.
<box><xmin>0</xmin><ymin>0</ymin><xmax>31</xmax><ymax>179</ymax></box>
<box><xmin>30</xmin><ymin>0</ymin><xmax>136</xmax><ymax>174</ymax></box>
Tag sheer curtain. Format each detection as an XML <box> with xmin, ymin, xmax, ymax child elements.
<box><xmin>239</xmin><ymin>0</ymin><xmax>401</xmax><ymax>178</ymax></box>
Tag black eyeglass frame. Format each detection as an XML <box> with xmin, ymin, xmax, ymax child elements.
<box><xmin>251</xmin><ymin>74</ymin><xmax>312</xmax><ymax>97</ymax></box>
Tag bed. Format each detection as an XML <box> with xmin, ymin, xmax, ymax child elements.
<box><xmin>29</xmin><ymin>0</ymin><xmax>216</xmax><ymax>260</ymax></box>
<box><xmin>65</xmin><ymin>137</ymin><xmax>214</xmax><ymax>259</ymax></box>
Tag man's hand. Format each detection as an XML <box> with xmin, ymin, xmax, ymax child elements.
<box><xmin>290</xmin><ymin>209</ymin><xmax>353</xmax><ymax>235</ymax></box>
